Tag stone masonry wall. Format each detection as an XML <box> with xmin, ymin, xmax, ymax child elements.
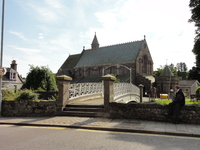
<box><xmin>2</xmin><ymin>100</ymin><xmax>57</xmax><ymax>117</ymax></box>
<box><xmin>108</xmin><ymin>102</ymin><xmax>200</xmax><ymax>124</ymax></box>
<box><xmin>2</xmin><ymin>100</ymin><xmax>200</xmax><ymax>124</ymax></box>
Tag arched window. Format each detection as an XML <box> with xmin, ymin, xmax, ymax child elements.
<box><xmin>142</xmin><ymin>55</ymin><xmax>147</xmax><ymax>74</ymax></box>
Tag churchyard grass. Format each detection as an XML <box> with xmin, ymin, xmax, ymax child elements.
<box><xmin>152</xmin><ymin>99</ymin><xmax>200</xmax><ymax>105</ymax></box>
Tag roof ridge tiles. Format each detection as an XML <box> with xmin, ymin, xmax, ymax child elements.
<box><xmin>84</xmin><ymin>40</ymin><xmax>143</xmax><ymax>51</ymax></box>
<box><xmin>86</xmin><ymin>40</ymin><xmax>143</xmax><ymax>50</ymax></box>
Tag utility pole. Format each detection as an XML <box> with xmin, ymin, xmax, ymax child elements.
<box><xmin>0</xmin><ymin>0</ymin><xmax>5</xmax><ymax>113</ymax></box>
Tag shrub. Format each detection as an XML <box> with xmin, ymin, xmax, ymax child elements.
<box><xmin>48</xmin><ymin>94</ymin><xmax>58</xmax><ymax>100</ymax></box>
<box><xmin>15</xmin><ymin>89</ymin><xmax>39</xmax><ymax>101</ymax></box>
<box><xmin>196</xmin><ymin>86</ymin><xmax>200</xmax><ymax>94</ymax></box>
<box><xmin>2</xmin><ymin>90</ymin><xmax>17</xmax><ymax>101</ymax></box>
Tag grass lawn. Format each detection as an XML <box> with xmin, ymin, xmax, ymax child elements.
<box><xmin>149</xmin><ymin>99</ymin><xmax>200</xmax><ymax>105</ymax></box>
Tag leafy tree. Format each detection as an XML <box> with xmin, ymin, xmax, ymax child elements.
<box><xmin>22</xmin><ymin>65</ymin><xmax>58</xmax><ymax>92</ymax></box>
<box><xmin>153</xmin><ymin>65</ymin><xmax>163</xmax><ymax>76</ymax></box>
<box><xmin>189</xmin><ymin>0</ymin><xmax>200</xmax><ymax>66</ymax></box>
<box><xmin>176</xmin><ymin>62</ymin><xmax>188</xmax><ymax>72</ymax></box>
<box><xmin>176</xmin><ymin>62</ymin><xmax>188</xmax><ymax>79</ymax></box>
<box><xmin>188</xmin><ymin>66</ymin><xmax>200</xmax><ymax>82</ymax></box>
<box><xmin>196</xmin><ymin>86</ymin><xmax>200</xmax><ymax>94</ymax></box>
<box><xmin>177</xmin><ymin>71</ymin><xmax>188</xmax><ymax>80</ymax></box>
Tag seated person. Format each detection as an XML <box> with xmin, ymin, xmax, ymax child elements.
<box><xmin>165</xmin><ymin>85</ymin><xmax>185</xmax><ymax>124</ymax></box>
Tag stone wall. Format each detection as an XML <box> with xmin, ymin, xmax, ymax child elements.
<box><xmin>108</xmin><ymin>102</ymin><xmax>200</xmax><ymax>124</ymax></box>
<box><xmin>2</xmin><ymin>100</ymin><xmax>57</xmax><ymax>117</ymax></box>
<box><xmin>2</xmin><ymin>100</ymin><xmax>200</xmax><ymax>124</ymax></box>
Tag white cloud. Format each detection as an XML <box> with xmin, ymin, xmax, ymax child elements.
<box><xmin>7</xmin><ymin>45</ymin><xmax>40</xmax><ymax>54</ymax></box>
<box><xmin>9</xmin><ymin>31</ymin><xmax>29</xmax><ymax>41</ymax></box>
<box><xmin>38</xmin><ymin>33</ymin><xmax>44</xmax><ymax>39</ymax></box>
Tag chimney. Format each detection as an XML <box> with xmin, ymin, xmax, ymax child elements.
<box><xmin>11</xmin><ymin>60</ymin><xmax>17</xmax><ymax>71</ymax></box>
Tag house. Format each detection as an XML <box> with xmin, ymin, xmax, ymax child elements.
<box><xmin>57</xmin><ymin>34</ymin><xmax>155</xmax><ymax>95</ymax></box>
<box><xmin>2</xmin><ymin>60</ymin><xmax>24</xmax><ymax>90</ymax></box>
<box><xmin>179</xmin><ymin>80</ymin><xmax>200</xmax><ymax>96</ymax></box>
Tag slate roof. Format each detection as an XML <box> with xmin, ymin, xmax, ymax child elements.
<box><xmin>2</xmin><ymin>68</ymin><xmax>24</xmax><ymax>83</ymax></box>
<box><xmin>179</xmin><ymin>80</ymin><xmax>200</xmax><ymax>87</ymax></box>
<box><xmin>75</xmin><ymin>40</ymin><xmax>144</xmax><ymax>68</ymax></box>
<box><xmin>160</xmin><ymin>65</ymin><xmax>174</xmax><ymax>76</ymax></box>
<box><xmin>60</xmin><ymin>54</ymin><xmax>82</xmax><ymax>70</ymax></box>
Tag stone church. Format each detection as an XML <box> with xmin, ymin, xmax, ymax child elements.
<box><xmin>57</xmin><ymin>34</ymin><xmax>155</xmax><ymax>95</ymax></box>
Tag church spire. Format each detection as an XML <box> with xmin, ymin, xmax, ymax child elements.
<box><xmin>91</xmin><ymin>32</ymin><xmax>99</xmax><ymax>49</ymax></box>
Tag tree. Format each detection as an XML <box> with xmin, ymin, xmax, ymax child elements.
<box><xmin>176</xmin><ymin>62</ymin><xmax>188</xmax><ymax>80</ymax></box>
<box><xmin>176</xmin><ymin>62</ymin><xmax>188</xmax><ymax>72</ymax></box>
<box><xmin>189</xmin><ymin>0</ymin><xmax>200</xmax><ymax>66</ymax></box>
<box><xmin>22</xmin><ymin>65</ymin><xmax>58</xmax><ymax>92</ymax></box>
<box><xmin>188</xmin><ymin>66</ymin><xmax>200</xmax><ymax>82</ymax></box>
<box><xmin>153</xmin><ymin>65</ymin><xmax>163</xmax><ymax>76</ymax></box>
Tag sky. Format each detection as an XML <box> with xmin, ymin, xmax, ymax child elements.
<box><xmin>0</xmin><ymin>0</ymin><xmax>196</xmax><ymax>77</ymax></box>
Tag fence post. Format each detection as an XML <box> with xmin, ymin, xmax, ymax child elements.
<box><xmin>56</xmin><ymin>75</ymin><xmax>72</xmax><ymax>112</ymax></box>
<box><xmin>102</xmin><ymin>75</ymin><xmax>116</xmax><ymax>110</ymax></box>
<box><xmin>139</xmin><ymin>84</ymin><xmax>144</xmax><ymax>103</ymax></box>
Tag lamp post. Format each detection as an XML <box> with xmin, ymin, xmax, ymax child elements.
<box><xmin>102</xmin><ymin>64</ymin><xmax>132</xmax><ymax>83</ymax></box>
<box><xmin>0</xmin><ymin>0</ymin><xmax>5</xmax><ymax>113</ymax></box>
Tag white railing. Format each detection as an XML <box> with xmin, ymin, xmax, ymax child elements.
<box><xmin>69</xmin><ymin>82</ymin><xmax>140</xmax><ymax>103</ymax></box>
<box><xmin>69</xmin><ymin>83</ymin><xmax>103</xmax><ymax>99</ymax></box>
<box><xmin>114</xmin><ymin>83</ymin><xmax>140</xmax><ymax>102</ymax></box>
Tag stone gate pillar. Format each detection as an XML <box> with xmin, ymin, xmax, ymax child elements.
<box><xmin>139</xmin><ymin>84</ymin><xmax>144</xmax><ymax>103</ymax></box>
<box><xmin>56</xmin><ymin>75</ymin><xmax>72</xmax><ymax>112</ymax></box>
<box><xmin>102</xmin><ymin>75</ymin><xmax>116</xmax><ymax>110</ymax></box>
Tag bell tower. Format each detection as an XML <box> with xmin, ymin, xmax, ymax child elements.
<box><xmin>91</xmin><ymin>32</ymin><xmax>99</xmax><ymax>49</ymax></box>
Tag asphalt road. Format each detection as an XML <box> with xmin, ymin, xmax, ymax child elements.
<box><xmin>0</xmin><ymin>125</ymin><xmax>200</xmax><ymax>150</ymax></box>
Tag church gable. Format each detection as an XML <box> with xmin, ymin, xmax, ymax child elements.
<box><xmin>135</xmin><ymin>40</ymin><xmax>153</xmax><ymax>75</ymax></box>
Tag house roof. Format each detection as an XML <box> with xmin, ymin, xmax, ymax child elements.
<box><xmin>75</xmin><ymin>40</ymin><xmax>144</xmax><ymax>68</ymax></box>
<box><xmin>179</xmin><ymin>80</ymin><xmax>200</xmax><ymax>87</ymax></box>
<box><xmin>160</xmin><ymin>65</ymin><xmax>174</xmax><ymax>76</ymax></box>
<box><xmin>2</xmin><ymin>68</ymin><xmax>24</xmax><ymax>84</ymax></box>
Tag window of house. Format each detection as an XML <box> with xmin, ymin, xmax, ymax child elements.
<box><xmin>10</xmin><ymin>72</ymin><xmax>16</xmax><ymax>80</ymax></box>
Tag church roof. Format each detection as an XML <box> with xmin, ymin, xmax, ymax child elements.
<box><xmin>75</xmin><ymin>40</ymin><xmax>144</xmax><ymax>68</ymax></box>
<box><xmin>160</xmin><ymin>65</ymin><xmax>174</xmax><ymax>76</ymax></box>
<box><xmin>60</xmin><ymin>54</ymin><xmax>81</xmax><ymax>70</ymax></box>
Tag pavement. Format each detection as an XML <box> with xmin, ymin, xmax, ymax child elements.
<box><xmin>1</xmin><ymin>116</ymin><xmax>200</xmax><ymax>138</ymax></box>
<box><xmin>1</xmin><ymin>97</ymin><xmax>200</xmax><ymax>138</ymax></box>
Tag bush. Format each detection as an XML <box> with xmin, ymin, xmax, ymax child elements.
<box><xmin>2</xmin><ymin>90</ymin><xmax>17</xmax><ymax>101</ymax></box>
<box><xmin>48</xmin><ymin>94</ymin><xmax>58</xmax><ymax>100</ymax></box>
<box><xmin>15</xmin><ymin>89</ymin><xmax>39</xmax><ymax>101</ymax></box>
<box><xmin>196</xmin><ymin>86</ymin><xmax>200</xmax><ymax>94</ymax></box>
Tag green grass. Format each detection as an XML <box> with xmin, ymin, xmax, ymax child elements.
<box><xmin>150</xmin><ymin>99</ymin><xmax>200</xmax><ymax>105</ymax></box>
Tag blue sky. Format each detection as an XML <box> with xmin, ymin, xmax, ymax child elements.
<box><xmin>0</xmin><ymin>0</ymin><xmax>196</xmax><ymax>77</ymax></box>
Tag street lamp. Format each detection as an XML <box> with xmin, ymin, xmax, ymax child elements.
<box><xmin>0</xmin><ymin>0</ymin><xmax>5</xmax><ymax>113</ymax></box>
<box><xmin>102</xmin><ymin>64</ymin><xmax>132</xmax><ymax>83</ymax></box>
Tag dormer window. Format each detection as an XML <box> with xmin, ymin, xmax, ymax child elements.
<box><xmin>10</xmin><ymin>72</ymin><xmax>16</xmax><ymax>80</ymax></box>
